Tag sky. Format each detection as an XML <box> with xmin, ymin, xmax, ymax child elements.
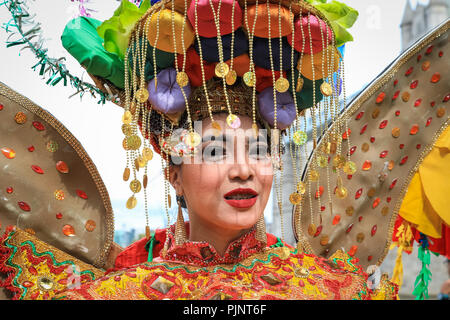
<box><xmin>0</xmin><ymin>0</ymin><xmax>430</xmax><ymax>233</ymax></box>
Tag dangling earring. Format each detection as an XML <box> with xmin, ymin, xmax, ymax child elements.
<box><xmin>255</xmin><ymin>214</ymin><xmax>267</xmax><ymax>245</ymax></box>
<box><xmin>175</xmin><ymin>196</ymin><xmax>187</xmax><ymax>246</ymax></box>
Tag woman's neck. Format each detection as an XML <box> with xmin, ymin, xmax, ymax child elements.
<box><xmin>187</xmin><ymin>216</ymin><xmax>250</xmax><ymax>256</ymax></box>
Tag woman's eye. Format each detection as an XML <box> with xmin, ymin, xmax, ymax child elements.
<box><xmin>203</xmin><ymin>145</ymin><xmax>225</xmax><ymax>161</ymax></box>
<box><xmin>249</xmin><ymin>144</ymin><xmax>269</xmax><ymax>159</ymax></box>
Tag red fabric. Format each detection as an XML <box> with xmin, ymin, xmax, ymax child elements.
<box><xmin>176</xmin><ymin>47</ymin><xmax>215</xmax><ymax>87</ymax></box>
<box><xmin>115</xmin><ymin>223</ymin><xmax>289</xmax><ymax>269</ymax></box>
<box><xmin>254</xmin><ymin>66</ymin><xmax>285</xmax><ymax>93</ymax></box>
<box><xmin>392</xmin><ymin>215</ymin><xmax>450</xmax><ymax>258</ymax></box>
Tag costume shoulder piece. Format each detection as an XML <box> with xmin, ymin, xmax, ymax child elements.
<box><xmin>0</xmin><ymin>82</ymin><xmax>116</xmax><ymax>299</ymax></box>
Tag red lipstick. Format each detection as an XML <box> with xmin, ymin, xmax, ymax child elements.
<box><xmin>224</xmin><ymin>188</ymin><xmax>258</xmax><ymax>209</ymax></box>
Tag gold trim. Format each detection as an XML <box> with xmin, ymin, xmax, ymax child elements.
<box><xmin>293</xmin><ymin>19</ymin><xmax>450</xmax><ymax>264</ymax></box>
<box><xmin>0</xmin><ymin>82</ymin><xmax>114</xmax><ymax>268</ymax></box>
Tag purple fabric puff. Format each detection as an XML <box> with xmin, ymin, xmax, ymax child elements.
<box><xmin>258</xmin><ymin>87</ymin><xmax>297</xmax><ymax>130</ymax></box>
<box><xmin>148</xmin><ymin>68</ymin><xmax>190</xmax><ymax>114</ymax></box>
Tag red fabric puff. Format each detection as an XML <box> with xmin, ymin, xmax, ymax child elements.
<box><xmin>287</xmin><ymin>14</ymin><xmax>333</xmax><ymax>55</ymax></box>
<box><xmin>177</xmin><ymin>47</ymin><xmax>215</xmax><ymax>87</ymax></box>
<box><xmin>224</xmin><ymin>53</ymin><xmax>250</xmax><ymax>76</ymax></box>
<box><xmin>187</xmin><ymin>0</ymin><xmax>242</xmax><ymax>38</ymax></box>
<box><xmin>254</xmin><ymin>66</ymin><xmax>286</xmax><ymax>93</ymax></box>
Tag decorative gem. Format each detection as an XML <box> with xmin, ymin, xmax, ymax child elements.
<box><xmin>275</xmin><ymin>77</ymin><xmax>290</xmax><ymax>93</ymax></box>
<box><xmin>342</xmin><ymin>129</ymin><xmax>351</xmax><ymax>140</ymax></box>
<box><xmin>32</xmin><ymin>121</ymin><xmax>45</xmax><ymax>131</ymax></box>
<box><xmin>46</xmin><ymin>141</ymin><xmax>59</xmax><ymax>153</ymax></box>
<box><xmin>430</xmin><ymin>101</ymin><xmax>436</xmax><ymax>107</ymax></box>
<box><xmin>126</xmin><ymin>135</ymin><xmax>142</xmax><ymax>150</ymax></box>
<box><xmin>431</xmin><ymin>73</ymin><xmax>441</xmax><ymax>83</ymax></box>
<box><xmin>405</xmin><ymin>67</ymin><xmax>413</xmax><ymax>76</ymax></box>
<box><xmin>1</xmin><ymin>147</ymin><xmax>16</xmax><ymax>159</ymax></box>
<box><xmin>332</xmin><ymin>215</ymin><xmax>341</xmax><ymax>225</ymax></box>
<box><xmin>0</xmin><ymin>104</ymin><xmax>3</xmax><ymax>110</ymax></box>
<box><xmin>356</xmin><ymin>233</ymin><xmax>365</xmax><ymax>243</ymax></box>
<box><xmin>62</xmin><ymin>225</ymin><xmax>75</xmax><ymax>237</ymax></box>
<box><xmin>379</xmin><ymin>150</ymin><xmax>388</xmax><ymax>158</ymax></box>
<box><xmin>372</xmin><ymin>108</ymin><xmax>380</xmax><ymax>119</ymax></box>
<box><xmin>358</xmin><ymin>216</ymin><xmax>363</xmax><ymax>222</ymax></box>
<box><xmin>402</xmin><ymin>92</ymin><xmax>410</xmax><ymax>102</ymax></box>
<box><xmin>362</xmin><ymin>160</ymin><xmax>372</xmax><ymax>171</ymax></box>
<box><xmin>348</xmin><ymin>246</ymin><xmax>358</xmax><ymax>257</ymax></box>
<box><xmin>367</xmin><ymin>188</ymin><xmax>376</xmax><ymax>198</ymax></box>
<box><xmin>6</xmin><ymin>187</ymin><xmax>13</xmax><ymax>194</ymax></box>
<box><xmin>410</xmin><ymin>80</ymin><xmax>419</xmax><ymax>89</ymax></box>
<box><xmin>226</xmin><ymin>114</ymin><xmax>241</xmax><ymax>129</ymax></box>
<box><xmin>439</xmin><ymin>51</ymin><xmax>444</xmax><ymax>57</ymax></box>
<box><xmin>18</xmin><ymin>201</ymin><xmax>31</xmax><ymax>212</ymax></box>
<box><xmin>389</xmin><ymin>179</ymin><xmax>398</xmax><ymax>190</ymax></box>
<box><xmin>392</xmin><ymin>90</ymin><xmax>400</xmax><ymax>100</ymax></box>
<box><xmin>320</xmin><ymin>82</ymin><xmax>333</xmax><ymax>97</ymax></box>
<box><xmin>426</xmin><ymin>117</ymin><xmax>432</xmax><ymax>127</ymax></box>
<box><xmin>360</xmin><ymin>124</ymin><xmax>367</xmax><ymax>135</ymax></box>
<box><xmin>346</xmin><ymin>206</ymin><xmax>354</xmax><ymax>216</ymax></box>
<box><xmin>346</xmin><ymin>224</ymin><xmax>354</xmax><ymax>233</ymax></box>
<box><xmin>126</xmin><ymin>196</ymin><xmax>137</xmax><ymax>209</ymax></box>
<box><xmin>394</xmin><ymin>79</ymin><xmax>399</xmax><ymax>86</ymax></box>
<box><xmin>309</xmin><ymin>170</ymin><xmax>319</xmax><ymax>182</ymax></box>
<box><xmin>130</xmin><ymin>180</ymin><xmax>142</xmax><ymax>193</ymax></box>
<box><xmin>307</xmin><ymin>224</ymin><xmax>317</xmax><ymax>237</ymax></box>
<box><xmin>399</xmin><ymin>144</ymin><xmax>405</xmax><ymax>149</ymax></box>
<box><xmin>392</xmin><ymin>127</ymin><xmax>400</xmax><ymax>138</ymax></box>
<box><xmin>375</xmin><ymin>92</ymin><xmax>386</xmax><ymax>104</ymax></box>
<box><xmin>297</xmin><ymin>182</ymin><xmax>306</xmax><ymax>195</ymax></box>
<box><xmin>289</xmin><ymin>192</ymin><xmax>302</xmax><ymax>205</ymax></box>
<box><xmin>355</xmin><ymin>188</ymin><xmax>363</xmax><ymax>200</ymax></box>
<box><xmin>372</xmin><ymin>198</ymin><xmax>381</xmax><ymax>209</ymax></box>
<box><xmin>437</xmin><ymin>108</ymin><xmax>446</xmax><ymax>118</ymax></box>
<box><xmin>176</xmin><ymin>71</ymin><xmax>189</xmax><ymax>87</ymax></box>
<box><xmin>414</xmin><ymin>99</ymin><xmax>422</xmax><ymax>107</ymax></box>
<box><xmin>426</xmin><ymin>45</ymin><xmax>433</xmax><ymax>55</ymax></box>
<box><xmin>317</xmin><ymin>155</ymin><xmax>328</xmax><ymax>168</ymax></box>
<box><xmin>14</xmin><ymin>112</ymin><xmax>27</xmax><ymax>124</ymax></box>
<box><xmin>368</xmin><ymin>256</ymin><xmax>373</xmax><ymax>262</ymax></box>
<box><xmin>56</xmin><ymin>213</ymin><xmax>63</xmax><ymax>219</ymax></box>
<box><xmin>135</xmin><ymin>88</ymin><xmax>149</xmax><ymax>103</ymax></box>
<box><xmin>243</xmin><ymin>71</ymin><xmax>256</xmax><ymax>87</ymax></box>
<box><xmin>225</xmin><ymin>70</ymin><xmax>237</xmax><ymax>86</ymax></box>
<box><xmin>422</xmin><ymin>61</ymin><xmax>430</xmax><ymax>71</ymax></box>
<box><xmin>54</xmin><ymin>190</ymin><xmax>65</xmax><ymax>201</ymax></box>
<box><xmin>395</xmin><ymin>110</ymin><xmax>401</xmax><ymax>116</ymax></box>
<box><xmin>151</xmin><ymin>276</ymin><xmax>175</xmax><ymax>294</ymax></box>
<box><xmin>387</xmin><ymin>197</ymin><xmax>392</xmax><ymax>203</ymax></box>
<box><xmin>315</xmin><ymin>186</ymin><xmax>324</xmax><ymax>199</ymax></box>
<box><xmin>400</xmin><ymin>156</ymin><xmax>408</xmax><ymax>165</ymax></box>
<box><xmin>410</xmin><ymin>124</ymin><xmax>419</xmax><ymax>135</ymax></box>
<box><xmin>417</xmin><ymin>54</ymin><xmax>422</xmax><ymax>62</ymax></box>
<box><xmin>136</xmin><ymin>155</ymin><xmax>147</xmax><ymax>169</ymax></box>
<box><xmin>31</xmin><ymin>165</ymin><xmax>44</xmax><ymax>174</ymax></box>
<box><xmin>349</xmin><ymin>146</ymin><xmax>357</xmax><ymax>156</ymax></box>
<box><xmin>355</xmin><ymin>112</ymin><xmax>364</xmax><ymax>120</ymax></box>
<box><xmin>331</xmin><ymin>156</ymin><xmax>345</xmax><ymax>169</ymax></box>
<box><xmin>336</xmin><ymin>187</ymin><xmax>348</xmax><ymax>199</ymax></box>
<box><xmin>416</xmin><ymin>144</ymin><xmax>421</xmax><ymax>150</ymax></box>
<box><xmin>37</xmin><ymin>277</ymin><xmax>54</xmax><ymax>291</ymax></box>
<box><xmin>381</xmin><ymin>207</ymin><xmax>389</xmax><ymax>216</ymax></box>
<box><xmin>293</xmin><ymin>131</ymin><xmax>307</xmax><ymax>145</ymax></box>
<box><xmin>85</xmin><ymin>220</ymin><xmax>96</xmax><ymax>232</ymax></box>
<box><xmin>361</xmin><ymin>143</ymin><xmax>369</xmax><ymax>152</ymax></box>
<box><xmin>379</xmin><ymin>120</ymin><xmax>388</xmax><ymax>129</ymax></box>
<box><xmin>444</xmin><ymin>94</ymin><xmax>450</xmax><ymax>102</ymax></box>
<box><xmin>320</xmin><ymin>235</ymin><xmax>329</xmax><ymax>246</ymax></box>
<box><xmin>76</xmin><ymin>189</ymin><xmax>88</xmax><ymax>200</ymax></box>
<box><xmin>27</xmin><ymin>146</ymin><xmax>35</xmax><ymax>152</ymax></box>
<box><xmin>371</xmin><ymin>225</ymin><xmax>377</xmax><ymax>236</ymax></box>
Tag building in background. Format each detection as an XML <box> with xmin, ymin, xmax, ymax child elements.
<box><xmin>400</xmin><ymin>0</ymin><xmax>450</xmax><ymax>51</ymax></box>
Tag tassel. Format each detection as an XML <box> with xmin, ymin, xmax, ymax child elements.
<box><xmin>255</xmin><ymin>214</ymin><xmax>267</xmax><ymax>245</ymax></box>
<box><xmin>391</xmin><ymin>246</ymin><xmax>404</xmax><ymax>287</ymax></box>
<box><xmin>175</xmin><ymin>200</ymin><xmax>187</xmax><ymax>246</ymax></box>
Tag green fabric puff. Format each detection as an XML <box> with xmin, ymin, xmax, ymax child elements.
<box><xmin>288</xmin><ymin>69</ymin><xmax>324</xmax><ymax>111</ymax></box>
<box><xmin>61</xmin><ymin>17</ymin><xmax>125</xmax><ymax>89</ymax></box>
<box><xmin>128</xmin><ymin>38</ymin><xmax>175</xmax><ymax>81</ymax></box>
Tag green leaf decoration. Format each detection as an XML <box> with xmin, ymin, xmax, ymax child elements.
<box><xmin>413</xmin><ymin>244</ymin><xmax>433</xmax><ymax>300</ymax></box>
<box><xmin>97</xmin><ymin>0</ymin><xmax>151</xmax><ymax>60</ymax></box>
<box><xmin>305</xmin><ymin>0</ymin><xmax>359</xmax><ymax>47</ymax></box>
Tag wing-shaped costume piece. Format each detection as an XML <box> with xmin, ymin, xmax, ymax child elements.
<box><xmin>295</xmin><ymin>20</ymin><xmax>449</xmax><ymax>270</ymax></box>
<box><xmin>0</xmin><ymin>82</ymin><xmax>117</xmax><ymax>299</ymax></box>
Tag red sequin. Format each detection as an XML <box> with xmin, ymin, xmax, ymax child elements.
<box><xmin>370</xmin><ymin>137</ymin><xmax>376</xmax><ymax>143</ymax></box>
<box><xmin>27</xmin><ymin>146</ymin><xmax>35</xmax><ymax>152</ymax></box>
<box><xmin>417</xmin><ymin>55</ymin><xmax>422</xmax><ymax>62</ymax></box>
<box><xmin>399</xmin><ymin>144</ymin><xmax>405</xmax><ymax>149</ymax></box>
<box><xmin>6</xmin><ymin>187</ymin><xmax>13</xmax><ymax>194</ymax></box>
<box><xmin>56</xmin><ymin>213</ymin><xmax>63</xmax><ymax>219</ymax></box>
<box><xmin>439</xmin><ymin>51</ymin><xmax>443</xmax><ymax>57</ymax></box>
<box><xmin>332</xmin><ymin>215</ymin><xmax>341</xmax><ymax>225</ymax></box>
<box><xmin>358</xmin><ymin>216</ymin><xmax>363</xmax><ymax>222</ymax></box>
<box><xmin>346</xmin><ymin>224</ymin><xmax>354</xmax><ymax>234</ymax></box>
<box><xmin>379</xmin><ymin>151</ymin><xmax>388</xmax><ymax>158</ymax></box>
<box><xmin>379</xmin><ymin>120</ymin><xmax>388</xmax><ymax>129</ymax></box>
<box><xmin>342</xmin><ymin>129</ymin><xmax>351</xmax><ymax>140</ymax></box>
<box><xmin>405</xmin><ymin>67</ymin><xmax>414</xmax><ymax>76</ymax></box>
<box><xmin>410</xmin><ymin>124</ymin><xmax>419</xmax><ymax>135</ymax></box>
<box><xmin>32</xmin><ymin>121</ymin><xmax>45</xmax><ymax>131</ymax></box>
<box><xmin>392</xmin><ymin>90</ymin><xmax>400</xmax><ymax>100</ymax></box>
<box><xmin>355</xmin><ymin>188</ymin><xmax>363</xmax><ymax>200</ymax></box>
<box><xmin>400</xmin><ymin>156</ymin><xmax>408</xmax><ymax>165</ymax></box>
<box><xmin>31</xmin><ymin>165</ymin><xmax>44</xmax><ymax>174</ymax></box>
<box><xmin>425</xmin><ymin>45</ymin><xmax>433</xmax><ymax>55</ymax></box>
<box><xmin>431</xmin><ymin>73</ymin><xmax>441</xmax><ymax>83</ymax></box>
<box><xmin>349</xmin><ymin>146</ymin><xmax>357</xmax><ymax>155</ymax></box>
<box><xmin>18</xmin><ymin>201</ymin><xmax>31</xmax><ymax>212</ymax></box>
<box><xmin>314</xmin><ymin>225</ymin><xmax>323</xmax><ymax>237</ymax></box>
<box><xmin>416</xmin><ymin>144</ymin><xmax>421</xmax><ymax>150</ymax></box>
<box><xmin>444</xmin><ymin>94</ymin><xmax>450</xmax><ymax>103</ymax></box>
<box><xmin>414</xmin><ymin>99</ymin><xmax>422</xmax><ymax>107</ymax></box>
<box><xmin>430</xmin><ymin>101</ymin><xmax>436</xmax><ymax>107</ymax></box>
<box><xmin>410</xmin><ymin>80</ymin><xmax>419</xmax><ymax>89</ymax></box>
<box><xmin>394</xmin><ymin>79</ymin><xmax>398</xmax><ymax>86</ymax></box>
<box><xmin>376</xmin><ymin>92</ymin><xmax>386</xmax><ymax>104</ymax></box>
<box><xmin>355</xmin><ymin>112</ymin><xmax>364</xmax><ymax>120</ymax></box>
<box><xmin>426</xmin><ymin>117</ymin><xmax>432</xmax><ymax>127</ymax></box>
<box><xmin>348</xmin><ymin>246</ymin><xmax>358</xmax><ymax>257</ymax></box>
<box><xmin>372</xmin><ymin>198</ymin><xmax>381</xmax><ymax>209</ymax></box>
<box><xmin>0</xmin><ymin>104</ymin><xmax>3</xmax><ymax>111</ymax></box>
<box><xmin>389</xmin><ymin>179</ymin><xmax>398</xmax><ymax>190</ymax></box>
<box><xmin>360</xmin><ymin>124</ymin><xmax>367</xmax><ymax>135</ymax></box>
<box><xmin>371</xmin><ymin>225</ymin><xmax>377</xmax><ymax>236</ymax></box>
<box><xmin>76</xmin><ymin>190</ymin><xmax>88</xmax><ymax>200</ymax></box>
<box><xmin>395</xmin><ymin>110</ymin><xmax>401</xmax><ymax>117</ymax></box>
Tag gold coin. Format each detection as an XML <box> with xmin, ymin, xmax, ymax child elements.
<box><xmin>122</xmin><ymin>138</ymin><xmax>129</xmax><ymax>150</ymax></box>
<box><xmin>215</xmin><ymin>62</ymin><xmax>229</xmax><ymax>78</ymax></box>
<box><xmin>143</xmin><ymin>147</ymin><xmax>154</xmax><ymax>161</ymax></box>
<box><xmin>122</xmin><ymin>111</ymin><xmax>133</xmax><ymax>124</ymax></box>
<box><xmin>332</xmin><ymin>155</ymin><xmax>345</xmax><ymax>169</ymax></box>
<box><xmin>320</xmin><ymin>235</ymin><xmax>329</xmax><ymax>246</ymax></box>
<box><xmin>346</xmin><ymin>206</ymin><xmax>354</xmax><ymax>216</ymax></box>
<box><xmin>289</xmin><ymin>192</ymin><xmax>302</xmax><ymax>205</ymax></box>
<box><xmin>130</xmin><ymin>179</ymin><xmax>142</xmax><ymax>193</ymax></box>
<box><xmin>126</xmin><ymin>135</ymin><xmax>142</xmax><ymax>150</ymax></box>
<box><xmin>126</xmin><ymin>196</ymin><xmax>137</xmax><ymax>209</ymax></box>
<box><xmin>307</xmin><ymin>223</ymin><xmax>317</xmax><ymax>237</ymax></box>
<box><xmin>320</xmin><ymin>82</ymin><xmax>333</xmax><ymax>97</ymax></box>
<box><xmin>184</xmin><ymin>131</ymin><xmax>201</xmax><ymax>148</ymax></box>
<box><xmin>137</xmin><ymin>155</ymin><xmax>147</xmax><ymax>168</ymax></box>
<box><xmin>296</xmin><ymin>77</ymin><xmax>304</xmax><ymax>92</ymax></box>
<box><xmin>243</xmin><ymin>71</ymin><xmax>256</xmax><ymax>87</ymax></box>
<box><xmin>310</xmin><ymin>170</ymin><xmax>319</xmax><ymax>182</ymax></box>
<box><xmin>176</xmin><ymin>71</ymin><xmax>189</xmax><ymax>87</ymax></box>
<box><xmin>336</xmin><ymin>186</ymin><xmax>348</xmax><ymax>199</ymax></box>
<box><xmin>225</xmin><ymin>69</ymin><xmax>237</xmax><ymax>85</ymax></box>
<box><xmin>275</xmin><ymin>77</ymin><xmax>290</xmax><ymax>93</ymax></box>
<box><xmin>361</xmin><ymin>143</ymin><xmax>369</xmax><ymax>152</ymax></box>
<box><xmin>135</xmin><ymin>88</ymin><xmax>149</xmax><ymax>103</ymax></box>
<box><xmin>343</xmin><ymin>161</ymin><xmax>357</xmax><ymax>175</ymax></box>
<box><xmin>317</xmin><ymin>155</ymin><xmax>328</xmax><ymax>168</ymax></box>
<box><xmin>437</xmin><ymin>107</ymin><xmax>446</xmax><ymax>118</ymax></box>
<box><xmin>392</xmin><ymin>127</ymin><xmax>400</xmax><ymax>138</ymax></box>
<box><xmin>123</xmin><ymin>167</ymin><xmax>131</xmax><ymax>181</ymax></box>
<box><xmin>297</xmin><ymin>182</ymin><xmax>306</xmax><ymax>195</ymax></box>
<box><xmin>122</xmin><ymin>124</ymin><xmax>133</xmax><ymax>136</ymax></box>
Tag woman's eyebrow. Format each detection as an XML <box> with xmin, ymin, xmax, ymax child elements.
<box><xmin>202</xmin><ymin>134</ymin><xmax>268</xmax><ymax>144</ymax></box>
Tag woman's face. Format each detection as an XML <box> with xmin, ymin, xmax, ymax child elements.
<box><xmin>170</xmin><ymin>113</ymin><xmax>274</xmax><ymax>234</ymax></box>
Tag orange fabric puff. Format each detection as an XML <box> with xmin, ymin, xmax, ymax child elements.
<box><xmin>288</xmin><ymin>14</ymin><xmax>333</xmax><ymax>55</ymax></box>
<box><xmin>147</xmin><ymin>9</ymin><xmax>195</xmax><ymax>54</ymax></box>
<box><xmin>187</xmin><ymin>0</ymin><xmax>242</xmax><ymax>38</ymax></box>
<box><xmin>254</xmin><ymin>66</ymin><xmax>285</xmax><ymax>92</ymax></box>
<box><xmin>297</xmin><ymin>45</ymin><xmax>340</xmax><ymax>80</ymax></box>
<box><xmin>224</xmin><ymin>53</ymin><xmax>250</xmax><ymax>76</ymax></box>
<box><xmin>176</xmin><ymin>47</ymin><xmax>215</xmax><ymax>87</ymax></box>
<box><xmin>244</xmin><ymin>3</ymin><xmax>293</xmax><ymax>38</ymax></box>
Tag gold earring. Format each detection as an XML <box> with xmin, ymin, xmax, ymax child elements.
<box><xmin>255</xmin><ymin>214</ymin><xmax>267</xmax><ymax>245</ymax></box>
<box><xmin>175</xmin><ymin>197</ymin><xmax>187</xmax><ymax>246</ymax></box>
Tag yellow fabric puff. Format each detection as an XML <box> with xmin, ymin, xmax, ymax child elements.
<box><xmin>147</xmin><ymin>9</ymin><xmax>194</xmax><ymax>54</ymax></box>
<box><xmin>399</xmin><ymin>125</ymin><xmax>450</xmax><ymax>238</ymax></box>
<box><xmin>297</xmin><ymin>45</ymin><xmax>340</xmax><ymax>81</ymax></box>
<box><xmin>244</xmin><ymin>3</ymin><xmax>293</xmax><ymax>39</ymax></box>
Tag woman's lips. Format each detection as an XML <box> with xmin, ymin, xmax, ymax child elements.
<box><xmin>224</xmin><ymin>188</ymin><xmax>258</xmax><ymax>209</ymax></box>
